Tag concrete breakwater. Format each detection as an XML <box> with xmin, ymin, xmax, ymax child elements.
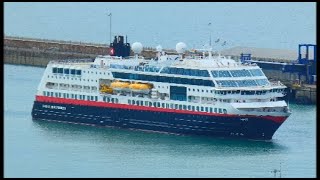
<box><xmin>4</xmin><ymin>36</ymin><xmax>175</xmax><ymax>67</ymax></box>
<box><xmin>4</xmin><ymin>36</ymin><xmax>316</xmax><ymax>104</ymax></box>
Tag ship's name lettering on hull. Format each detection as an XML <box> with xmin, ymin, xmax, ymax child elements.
<box><xmin>42</xmin><ymin>104</ymin><xmax>66</xmax><ymax>110</ymax></box>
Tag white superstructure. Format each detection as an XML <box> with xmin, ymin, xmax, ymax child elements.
<box><xmin>36</xmin><ymin>43</ymin><xmax>291</xmax><ymax>118</ymax></box>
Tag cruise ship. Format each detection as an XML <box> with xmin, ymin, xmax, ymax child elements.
<box><xmin>32</xmin><ymin>36</ymin><xmax>291</xmax><ymax>140</ymax></box>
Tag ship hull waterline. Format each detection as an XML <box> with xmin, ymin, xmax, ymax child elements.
<box><xmin>31</xmin><ymin>96</ymin><xmax>288</xmax><ymax>140</ymax></box>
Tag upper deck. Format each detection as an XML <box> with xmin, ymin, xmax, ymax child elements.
<box><xmin>47</xmin><ymin>51</ymin><xmax>287</xmax><ymax>90</ymax></box>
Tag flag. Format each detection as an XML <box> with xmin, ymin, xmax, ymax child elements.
<box><xmin>215</xmin><ymin>38</ymin><xmax>220</xmax><ymax>43</ymax></box>
<box><xmin>108</xmin><ymin>12</ymin><xmax>112</xmax><ymax>16</ymax></box>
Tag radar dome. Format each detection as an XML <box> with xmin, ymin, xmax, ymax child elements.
<box><xmin>156</xmin><ymin>45</ymin><xmax>162</xmax><ymax>52</ymax></box>
<box><xmin>176</xmin><ymin>42</ymin><xmax>187</xmax><ymax>54</ymax></box>
<box><xmin>132</xmin><ymin>42</ymin><xmax>143</xmax><ymax>54</ymax></box>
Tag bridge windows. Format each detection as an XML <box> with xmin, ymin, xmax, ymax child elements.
<box><xmin>212</xmin><ymin>69</ymin><xmax>265</xmax><ymax>78</ymax></box>
<box><xmin>211</xmin><ymin>70</ymin><xmax>232</xmax><ymax>77</ymax></box>
<box><xmin>230</xmin><ymin>69</ymin><xmax>252</xmax><ymax>77</ymax></box>
<box><xmin>216</xmin><ymin>79</ymin><xmax>267</xmax><ymax>87</ymax></box>
<box><xmin>249</xmin><ymin>69</ymin><xmax>264</xmax><ymax>76</ymax></box>
<box><xmin>256</xmin><ymin>79</ymin><xmax>269</xmax><ymax>86</ymax></box>
<box><xmin>160</xmin><ymin>67</ymin><xmax>210</xmax><ymax>77</ymax></box>
<box><xmin>216</xmin><ymin>80</ymin><xmax>237</xmax><ymax>87</ymax></box>
<box><xmin>237</xmin><ymin>80</ymin><xmax>257</xmax><ymax>87</ymax></box>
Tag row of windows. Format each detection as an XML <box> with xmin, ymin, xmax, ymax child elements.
<box><xmin>52</xmin><ymin>68</ymin><xmax>81</xmax><ymax>75</ymax></box>
<box><xmin>48</xmin><ymin>75</ymin><xmax>99</xmax><ymax>82</ymax></box>
<box><xmin>127</xmin><ymin>99</ymin><xmax>227</xmax><ymax>114</ymax></box>
<box><xmin>211</xmin><ymin>69</ymin><xmax>264</xmax><ymax>78</ymax></box>
<box><xmin>110</xmin><ymin>64</ymin><xmax>161</xmax><ymax>73</ymax></box>
<box><xmin>215</xmin><ymin>88</ymin><xmax>284</xmax><ymax>95</ymax></box>
<box><xmin>46</xmin><ymin>82</ymin><xmax>97</xmax><ymax>91</ymax></box>
<box><xmin>43</xmin><ymin>91</ymin><xmax>98</xmax><ymax>101</ymax></box>
<box><xmin>103</xmin><ymin>97</ymin><xmax>119</xmax><ymax>103</ymax></box>
<box><xmin>188</xmin><ymin>88</ymin><xmax>214</xmax><ymax>93</ymax></box>
<box><xmin>42</xmin><ymin>90</ymin><xmax>227</xmax><ymax>114</ymax></box>
<box><xmin>216</xmin><ymin>79</ymin><xmax>269</xmax><ymax>87</ymax></box>
<box><xmin>83</xmin><ymin>71</ymin><xmax>110</xmax><ymax>75</ymax></box>
<box><xmin>112</xmin><ymin>72</ymin><xmax>215</xmax><ymax>87</ymax></box>
<box><xmin>160</xmin><ymin>67</ymin><xmax>210</xmax><ymax>77</ymax></box>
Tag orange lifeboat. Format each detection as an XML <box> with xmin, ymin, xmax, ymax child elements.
<box><xmin>129</xmin><ymin>83</ymin><xmax>152</xmax><ymax>93</ymax></box>
<box><xmin>110</xmin><ymin>81</ymin><xmax>130</xmax><ymax>91</ymax></box>
<box><xmin>100</xmin><ymin>84</ymin><xmax>113</xmax><ymax>94</ymax></box>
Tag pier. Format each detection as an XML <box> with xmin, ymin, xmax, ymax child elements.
<box><xmin>4</xmin><ymin>36</ymin><xmax>316</xmax><ymax>104</ymax></box>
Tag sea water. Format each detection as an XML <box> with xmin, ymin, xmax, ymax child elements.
<box><xmin>4</xmin><ymin>64</ymin><xmax>316</xmax><ymax>177</ymax></box>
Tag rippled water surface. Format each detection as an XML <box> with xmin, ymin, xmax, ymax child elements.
<box><xmin>4</xmin><ymin>64</ymin><xmax>316</xmax><ymax>177</ymax></box>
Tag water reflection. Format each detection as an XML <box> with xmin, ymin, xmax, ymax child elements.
<box><xmin>32</xmin><ymin>119</ymin><xmax>287</xmax><ymax>157</ymax></box>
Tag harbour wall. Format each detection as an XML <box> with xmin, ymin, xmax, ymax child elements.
<box><xmin>4</xmin><ymin>36</ymin><xmax>316</xmax><ymax>104</ymax></box>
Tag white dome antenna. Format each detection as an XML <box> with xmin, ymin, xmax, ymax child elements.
<box><xmin>132</xmin><ymin>42</ymin><xmax>143</xmax><ymax>60</ymax></box>
<box><xmin>176</xmin><ymin>42</ymin><xmax>187</xmax><ymax>54</ymax></box>
<box><xmin>132</xmin><ymin>42</ymin><xmax>143</xmax><ymax>54</ymax></box>
<box><xmin>176</xmin><ymin>42</ymin><xmax>187</xmax><ymax>60</ymax></box>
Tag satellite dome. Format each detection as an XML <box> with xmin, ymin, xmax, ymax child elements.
<box><xmin>156</xmin><ymin>45</ymin><xmax>162</xmax><ymax>52</ymax></box>
<box><xmin>176</xmin><ymin>42</ymin><xmax>187</xmax><ymax>54</ymax></box>
<box><xmin>132</xmin><ymin>42</ymin><xmax>143</xmax><ymax>54</ymax></box>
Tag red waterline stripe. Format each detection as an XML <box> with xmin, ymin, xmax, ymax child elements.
<box><xmin>35</xmin><ymin>96</ymin><xmax>288</xmax><ymax>123</ymax></box>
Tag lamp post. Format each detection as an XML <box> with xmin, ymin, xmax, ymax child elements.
<box><xmin>108</xmin><ymin>12</ymin><xmax>112</xmax><ymax>46</ymax></box>
<box><xmin>208</xmin><ymin>22</ymin><xmax>212</xmax><ymax>47</ymax></box>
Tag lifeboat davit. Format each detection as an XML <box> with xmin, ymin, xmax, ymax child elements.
<box><xmin>110</xmin><ymin>81</ymin><xmax>130</xmax><ymax>91</ymax></box>
<box><xmin>129</xmin><ymin>83</ymin><xmax>151</xmax><ymax>93</ymax></box>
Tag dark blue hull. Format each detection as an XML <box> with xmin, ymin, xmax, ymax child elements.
<box><xmin>32</xmin><ymin>101</ymin><xmax>284</xmax><ymax>140</ymax></box>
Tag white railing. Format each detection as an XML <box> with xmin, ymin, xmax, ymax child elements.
<box><xmin>270</xmin><ymin>81</ymin><xmax>284</xmax><ymax>86</ymax></box>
